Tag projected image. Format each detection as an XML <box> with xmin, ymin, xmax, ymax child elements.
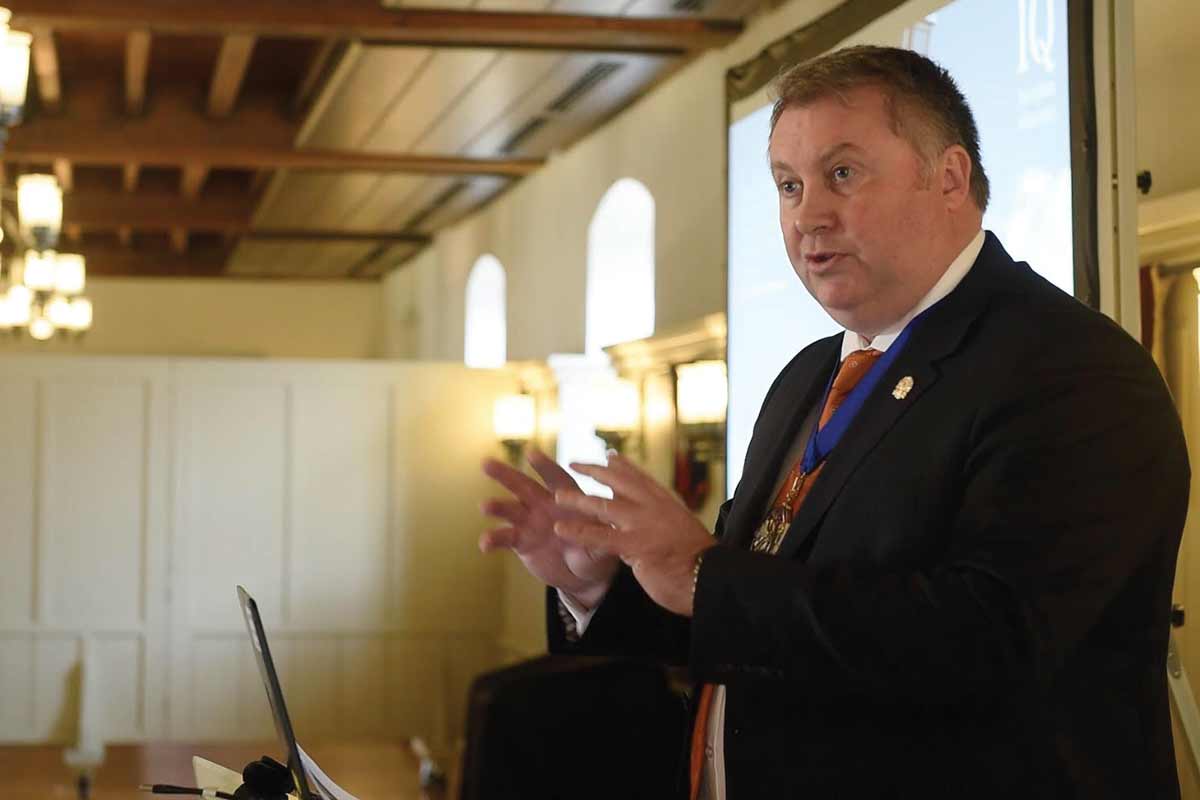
<box><xmin>726</xmin><ymin>0</ymin><xmax>1073</xmax><ymax>491</ymax></box>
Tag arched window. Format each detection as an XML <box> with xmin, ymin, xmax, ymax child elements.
<box><xmin>464</xmin><ymin>254</ymin><xmax>506</xmax><ymax>368</ymax></box>
<box><xmin>585</xmin><ymin>179</ymin><xmax>655</xmax><ymax>355</ymax></box>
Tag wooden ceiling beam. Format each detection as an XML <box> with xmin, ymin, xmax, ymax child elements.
<box><xmin>122</xmin><ymin>162</ymin><xmax>140</xmax><ymax>192</ymax></box>
<box><xmin>30</xmin><ymin>26</ymin><xmax>62</xmax><ymax>112</ymax></box>
<box><xmin>244</xmin><ymin>230</ymin><xmax>430</xmax><ymax>245</ymax></box>
<box><xmin>180</xmin><ymin>165</ymin><xmax>209</xmax><ymax>199</ymax></box>
<box><xmin>125</xmin><ymin>29</ymin><xmax>151</xmax><ymax>115</ymax></box>
<box><xmin>5</xmin><ymin>139</ymin><xmax>541</xmax><ymax>177</ymax></box>
<box><xmin>52</xmin><ymin>158</ymin><xmax>72</xmax><ymax>192</ymax></box>
<box><xmin>60</xmin><ymin>190</ymin><xmax>431</xmax><ymax>245</ymax></box>
<box><xmin>70</xmin><ymin>242</ymin><xmax>230</xmax><ymax>278</ymax></box>
<box><xmin>63</xmin><ymin>241</ymin><xmax>403</xmax><ymax>279</ymax></box>
<box><xmin>2</xmin><ymin>92</ymin><xmax>539</xmax><ymax>176</ymax></box>
<box><xmin>6</xmin><ymin>0</ymin><xmax>740</xmax><ymax>55</ymax></box>
<box><xmin>209</xmin><ymin>34</ymin><xmax>256</xmax><ymax>118</ymax></box>
<box><xmin>292</xmin><ymin>39</ymin><xmax>341</xmax><ymax>118</ymax></box>
<box><xmin>6</xmin><ymin>89</ymin><xmax>300</xmax><ymax>151</ymax></box>
<box><xmin>64</xmin><ymin>190</ymin><xmax>258</xmax><ymax>231</ymax></box>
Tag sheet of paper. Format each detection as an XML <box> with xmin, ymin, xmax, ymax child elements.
<box><xmin>192</xmin><ymin>757</ymin><xmax>244</xmax><ymax>796</ymax></box>
<box><xmin>297</xmin><ymin>744</ymin><xmax>362</xmax><ymax>800</ymax></box>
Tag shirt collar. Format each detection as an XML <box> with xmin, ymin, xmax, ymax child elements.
<box><xmin>839</xmin><ymin>229</ymin><xmax>985</xmax><ymax>361</ymax></box>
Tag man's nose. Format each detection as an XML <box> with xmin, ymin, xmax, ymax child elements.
<box><xmin>791</xmin><ymin>187</ymin><xmax>837</xmax><ymax>236</ymax></box>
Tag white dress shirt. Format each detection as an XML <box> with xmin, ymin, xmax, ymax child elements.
<box><xmin>566</xmin><ymin>230</ymin><xmax>986</xmax><ymax>800</ymax></box>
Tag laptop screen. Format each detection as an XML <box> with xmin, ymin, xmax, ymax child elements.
<box><xmin>237</xmin><ymin>585</ymin><xmax>315</xmax><ymax>800</ymax></box>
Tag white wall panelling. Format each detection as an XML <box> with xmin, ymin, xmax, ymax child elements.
<box><xmin>0</xmin><ymin>357</ymin><xmax>170</xmax><ymax>744</ymax></box>
<box><xmin>0</xmin><ymin>356</ymin><xmax>524</xmax><ymax>747</ymax></box>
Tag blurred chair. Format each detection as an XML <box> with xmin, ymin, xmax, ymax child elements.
<box><xmin>458</xmin><ymin>656</ymin><xmax>688</xmax><ymax>800</ymax></box>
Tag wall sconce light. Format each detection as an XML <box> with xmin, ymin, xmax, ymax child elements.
<box><xmin>593</xmin><ymin>377</ymin><xmax>641</xmax><ymax>455</ymax></box>
<box><xmin>493</xmin><ymin>393</ymin><xmax>536</xmax><ymax>465</ymax></box>
<box><xmin>674</xmin><ymin>360</ymin><xmax>728</xmax><ymax>511</ymax></box>
<box><xmin>676</xmin><ymin>360</ymin><xmax>728</xmax><ymax>462</ymax></box>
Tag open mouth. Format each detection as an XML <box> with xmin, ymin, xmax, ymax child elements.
<box><xmin>805</xmin><ymin>252</ymin><xmax>843</xmax><ymax>267</ymax></box>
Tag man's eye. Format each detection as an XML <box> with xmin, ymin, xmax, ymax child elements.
<box><xmin>778</xmin><ymin>180</ymin><xmax>799</xmax><ymax>194</ymax></box>
<box><xmin>831</xmin><ymin>165</ymin><xmax>853</xmax><ymax>182</ymax></box>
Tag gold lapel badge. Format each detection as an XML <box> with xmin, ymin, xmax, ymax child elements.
<box><xmin>892</xmin><ymin>376</ymin><xmax>914</xmax><ymax>400</ymax></box>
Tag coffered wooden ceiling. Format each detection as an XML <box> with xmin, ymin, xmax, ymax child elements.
<box><xmin>0</xmin><ymin>0</ymin><xmax>750</xmax><ymax>279</ymax></box>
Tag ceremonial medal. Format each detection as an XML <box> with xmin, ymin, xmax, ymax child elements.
<box><xmin>750</xmin><ymin>469</ymin><xmax>807</xmax><ymax>555</ymax></box>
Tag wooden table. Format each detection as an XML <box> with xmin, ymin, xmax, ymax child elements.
<box><xmin>2</xmin><ymin>741</ymin><xmax>439</xmax><ymax>800</ymax></box>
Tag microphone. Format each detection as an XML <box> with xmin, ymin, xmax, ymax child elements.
<box><xmin>141</xmin><ymin>756</ymin><xmax>295</xmax><ymax>800</ymax></box>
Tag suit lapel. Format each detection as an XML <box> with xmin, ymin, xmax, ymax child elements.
<box><xmin>724</xmin><ymin>339</ymin><xmax>840</xmax><ymax>550</ymax></box>
<box><xmin>773</xmin><ymin>232</ymin><xmax>1016</xmax><ymax>560</ymax></box>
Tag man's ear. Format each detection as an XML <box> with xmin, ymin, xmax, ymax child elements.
<box><xmin>940</xmin><ymin>145</ymin><xmax>973</xmax><ymax>210</ymax></box>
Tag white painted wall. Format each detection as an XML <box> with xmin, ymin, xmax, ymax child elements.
<box><xmin>0</xmin><ymin>355</ymin><xmax>522</xmax><ymax>748</ymax></box>
<box><xmin>0</xmin><ymin>279</ymin><xmax>384</xmax><ymax>360</ymax></box>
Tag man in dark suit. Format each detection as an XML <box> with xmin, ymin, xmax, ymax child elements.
<box><xmin>480</xmin><ymin>46</ymin><xmax>1190</xmax><ymax>797</ymax></box>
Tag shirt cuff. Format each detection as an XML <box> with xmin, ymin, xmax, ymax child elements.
<box><xmin>557</xmin><ymin>588</ymin><xmax>603</xmax><ymax>636</ymax></box>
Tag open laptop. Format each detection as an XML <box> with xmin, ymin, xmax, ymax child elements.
<box><xmin>236</xmin><ymin>585</ymin><xmax>316</xmax><ymax>800</ymax></box>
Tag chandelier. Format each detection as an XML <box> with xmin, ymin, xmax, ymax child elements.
<box><xmin>0</xmin><ymin>12</ymin><xmax>94</xmax><ymax>342</ymax></box>
<box><xmin>0</xmin><ymin>7</ymin><xmax>30</xmax><ymax>140</ymax></box>
<box><xmin>0</xmin><ymin>174</ymin><xmax>94</xmax><ymax>340</ymax></box>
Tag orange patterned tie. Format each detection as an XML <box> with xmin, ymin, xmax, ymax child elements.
<box><xmin>688</xmin><ymin>349</ymin><xmax>883</xmax><ymax>800</ymax></box>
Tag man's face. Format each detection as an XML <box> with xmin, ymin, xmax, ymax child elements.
<box><xmin>768</xmin><ymin>85</ymin><xmax>953</xmax><ymax>336</ymax></box>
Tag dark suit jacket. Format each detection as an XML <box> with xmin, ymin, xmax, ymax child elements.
<box><xmin>549</xmin><ymin>232</ymin><xmax>1190</xmax><ymax>798</ymax></box>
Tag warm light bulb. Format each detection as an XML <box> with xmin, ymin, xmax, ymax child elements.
<box><xmin>46</xmin><ymin>295</ymin><xmax>73</xmax><ymax>327</ymax></box>
<box><xmin>493</xmin><ymin>394</ymin><xmax>536</xmax><ymax>441</ymax></box>
<box><xmin>54</xmin><ymin>253</ymin><xmax>85</xmax><ymax>295</ymax></box>
<box><xmin>17</xmin><ymin>174</ymin><xmax>63</xmax><ymax>247</ymax></box>
<box><xmin>28</xmin><ymin>314</ymin><xmax>54</xmax><ymax>341</ymax></box>
<box><xmin>0</xmin><ymin>27</ymin><xmax>31</xmax><ymax>115</ymax></box>
<box><xmin>22</xmin><ymin>249</ymin><xmax>57</xmax><ymax>291</ymax></box>
<box><xmin>68</xmin><ymin>297</ymin><xmax>93</xmax><ymax>331</ymax></box>
<box><xmin>676</xmin><ymin>360</ymin><xmax>728</xmax><ymax>425</ymax></box>
<box><xmin>5</xmin><ymin>284</ymin><xmax>31</xmax><ymax>325</ymax></box>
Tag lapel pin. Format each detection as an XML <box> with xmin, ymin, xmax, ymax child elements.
<box><xmin>892</xmin><ymin>376</ymin><xmax>914</xmax><ymax>400</ymax></box>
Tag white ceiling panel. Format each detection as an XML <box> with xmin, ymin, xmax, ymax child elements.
<box><xmin>413</xmin><ymin>177</ymin><xmax>509</xmax><ymax>233</ymax></box>
<box><xmin>303</xmin><ymin>47</ymin><xmax>436</xmax><ymax>150</ymax></box>
<box><xmin>227</xmin><ymin>241</ymin><xmax>313</xmax><ymax>277</ymax></box>
<box><xmin>356</xmin><ymin>243</ymin><xmax>425</xmax><ymax>279</ymax></box>
<box><xmin>477</xmin><ymin>0</ymin><xmax>554</xmax><ymax>10</ymax></box>
<box><xmin>551</xmin><ymin>0</ymin><xmax>633</xmax><ymax>13</ymax></box>
<box><xmin>346</xmin><ymin>174</ymin><xmax>437</xmax><ymax>230</ymax></box>
<box><xmin>362</xmin><ymin>50</ymin><xmax>503</xmax><ymax>152</ymax></box>
<box><xmin>461</xmin><ymin>52</ymin><xmax>674</xmax><ymax>158</ymax></box>
<box><xmin>302</xmin><ymin>173</ymin><xmax>389</xmax><ymax>230</ymax></box>
<box><xmin>233</xmin><ymin>0</ymin><xmax>735</xmax><ymax>279</ymax></box>
<box><xmin>254</xmin><ymin>173</ymin><xmax>347</xmax><ymax>227</ymax></box>
<box><xmin>299</xmin><ymin>242</ymin><xmax>382</xmax><ymax>278</ymax></box>
<box><xmin>388</xmin><ymin>177</ymin><xmax>467</xmax><ymax>229</ymax></box>
<box><xmin>623</xmin><ymin>0</ymin><xmax>759</xmax><ymax>17</ymax></box>
<box><xmin>412</xmin><ymin>52</ymin><xmax>565</xmax><ymax>155</ymax></box>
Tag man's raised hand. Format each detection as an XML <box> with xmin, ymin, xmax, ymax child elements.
<box><xmin>553</xmin><ymin>453</ymin><xmax>715</xmax><ymax>617</ymax></box>
<box><xmin>479</xmin><ymin>447</ymin><xmax>619</xmax><ymax>609</ymax></box>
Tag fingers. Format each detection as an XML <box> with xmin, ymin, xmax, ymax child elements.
<box><xmin>554</xmin><ymin>490</ymin><xmax>635</xmax><ymax>528</ymax></box>
<box><xmin>554</xmin><ymin>518</ymin><xmax>620</xmax><ymax>552</ymax></box>
<box><xmin>569</xmin><ymin>455</ymin><xmax>658</xmax><ymax>502</ymax></box>
<box><xmin>527</xmin><ymin>447</ymin><xmax>579</xmax><ymax>492</ymax></box>
<box><xmin>481</xmin><ymin>457</ymin><xmax>551</xmax><ymax>506</ymax></box>
<box><xmin>478</xmin><ymin>526</ymin><xmax>522</xmax><ymax>553</ymax></box>
<box><xmin>480</xmin><ymin>498</ymin><xmax>528</xmax><ymax>526</ymax></box>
